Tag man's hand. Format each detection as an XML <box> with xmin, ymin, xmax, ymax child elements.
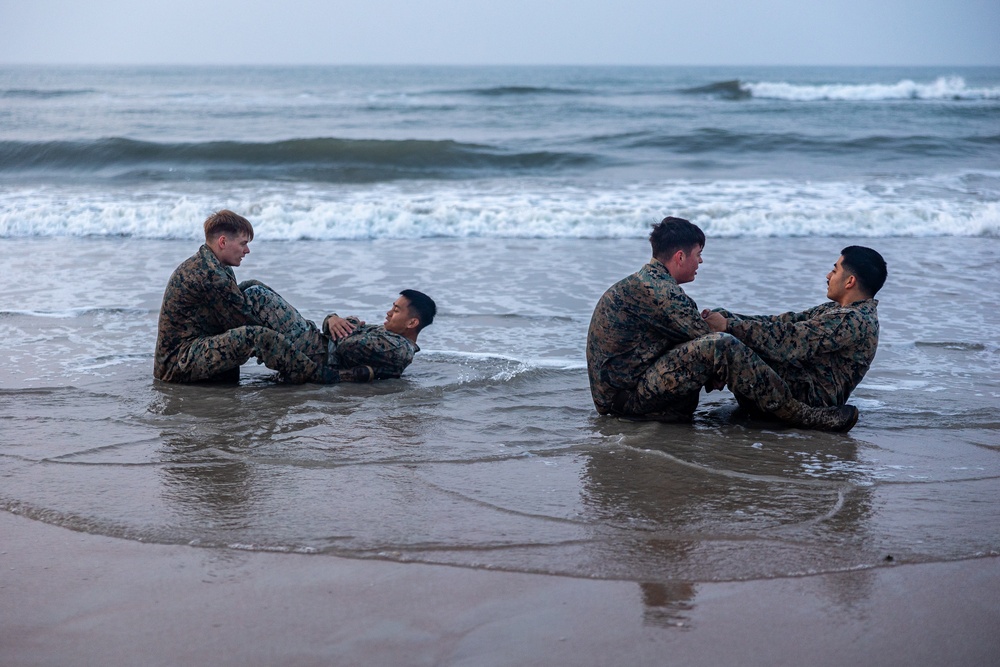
<box><xmin>701</xmin><ymin>309</ymin><xmax>728</xmax><ymax>333</ymax></box>
<box><xmin>323</xmin><ymin>315</ymin><xmax>361</xmax><ymax>339</ymax></box>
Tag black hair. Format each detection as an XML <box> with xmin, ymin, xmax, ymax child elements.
<box><xmin>649</xmin><ymin>216</ymin><xmax>705</xmax><ymax>262</ymax></box>
<box><xmin>840</xmin><ymin>246</ymin><xmax>887</xmax><ymax>297</ymax></box>
<box><xmin>400</xmin><ymin>289</ymin><xmax>436</xmax><ymax>331</ymax></box>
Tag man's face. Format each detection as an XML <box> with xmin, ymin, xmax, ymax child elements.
<box><xmin>826</xmin><ymin>255</ymin><xmax>852</xmax><ymax>301</ymax></box>
<box><xmin>384</xmin><ymin>296</ymin><xmax>415</xmax><ymax>335</ymax></box>
<box><xmin>672</xmin><ymin>245</ymin><xmax>703</xmax><ymax>284</ymax></box>
<box><xmin>217</xmin><ymin>233</ymin><xmax>251</xmax><ymax>267</ymax></box>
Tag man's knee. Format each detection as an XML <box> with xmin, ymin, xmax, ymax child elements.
<box><xmin>242</xmin><ymin>284</ymin><xmax>276</xmax><ymax>301</ymax></box>
<box><xmin>242</xmin><ymin>324</ymin><xmax>284</xmax><ymax>350</ymax></box>
<box><xmin>243</xmin><ymin>285</ymin><xmax>282</xmax><ymax>317</ymax></box>
<box><xmin>698</xmin><ymin>331</ymin><xmax>739</xmax><ymax>350</ymax></box>
<box><xmin>696</xmin><ymin>332</ymin><xmax>748</xmax><ymax>369</ymax></box>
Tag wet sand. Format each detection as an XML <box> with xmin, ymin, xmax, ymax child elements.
<box><xmin>2</xmin><ymin>511</ymin><xmax>997</xmax><ymax>667</ymax></box>
<box><xmin>2</xmin><ymin>237</ymin><xmax>999</xmax><ymax>665</ymax></box>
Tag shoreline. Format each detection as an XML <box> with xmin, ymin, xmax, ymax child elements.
<box><xmin>3</xmin><ymin>511</ymin><xmax>997</xmax><ymax>666</ymax></box>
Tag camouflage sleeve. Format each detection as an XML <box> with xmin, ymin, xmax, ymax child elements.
<box><xmin>202</xmin><ymin>271</ymin><xmax>260</xmax><ymax>326</ymax></box>
<box><xmin>647</xmin><ymin>289</ymin><xmax>711</xmax><ymax>342</ymax></box>
<box><xmin>171</xmin><ymin>254</ymin><xmax>256</xmax><ymax>330</ymax></box>
<box><xmin>334</xmin><ymin>325</ymin><xmax>415</xmax><ymax>378</ymax></box>
<box><xmin>727</xmin><ymin>307</ymin><xmax>864</xmax><ymax>363</ymax></box>
<box><xmin>672</xmin><ymin>293</ymin><xmax>713</xmax><ymax>340</ymax></box>
<box><xmin>714</xmin><ymin>305</ymin><xmax>820</xmax><ymax>325</ymax></box>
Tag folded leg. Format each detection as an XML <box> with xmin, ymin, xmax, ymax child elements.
<box><xmin>178</xmin><ymin>325</ymin><xmax>320</xmax><ymax>384</ymax></box>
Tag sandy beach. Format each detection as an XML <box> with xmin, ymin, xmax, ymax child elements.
<box><xmin>3</xmin><ymin>511</ymin><xmax>998</xmax><ymax>666</ymax></box>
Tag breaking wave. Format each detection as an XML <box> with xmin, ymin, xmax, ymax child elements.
<box><xmin>743</xmin><ymin>76</ymin><xmax>1000</xmax><ymax>101</ymax></box>
<box><xmin>1</xmin><ymin>174</ymin><xmax>996</xmax><ymax>239</ymax></box>
<box><xmin>684</xmin><ymin>77</ymin><xmax>1000</xmax><ymax>101</ymax></box>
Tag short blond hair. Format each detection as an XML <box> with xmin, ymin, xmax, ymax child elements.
<box><xmin>204</xmin><ymin>210</ymin><xmax>254</xmax><ymax>242</ymax></box>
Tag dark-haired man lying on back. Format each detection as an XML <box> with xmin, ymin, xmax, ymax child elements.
<box><xmin>243</xmin><ymin>285</ymin><xmax>437</xmax><ymax>381</ymax></box>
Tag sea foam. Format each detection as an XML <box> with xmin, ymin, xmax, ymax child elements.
<box><xmin>1</xmin><ymin>175</ymin><xmax>996</xmax><ymax>240</ymax></box>
<box><xmin>743</xmin><ymin>76</ymin><xmax>1000</xmax><ymax>101</ymax></box>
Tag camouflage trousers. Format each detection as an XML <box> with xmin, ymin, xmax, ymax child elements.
<box><xmin>172</xmin><ymin>285</ymin><xmax>327</xmax><ymax>383</ymax></box>
<box><xmin>242</xmin><ymin>285</ymin><xmax>327</xmax><ymax>358</ymax></box>
<box><xmin>241</xmin><ymin>284</ymin><xmax>329</xmax><ymax>380</ymax></box>
<box><xmin>619</xmin><ymin>332</ymin><xmax>809</xmax><ymax>419</ymax></box>
<box><xmin>176</xmin><ymin>324</ymin><xmax>320</xmax><ymax>384</ymax></box>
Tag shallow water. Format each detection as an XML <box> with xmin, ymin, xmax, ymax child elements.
<box><xmin>1</xmin><ymin>235</ymin><xmax>998</xmax><ymax>582</ymax></box>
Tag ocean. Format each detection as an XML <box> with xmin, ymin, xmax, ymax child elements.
<box><xmin>1</xmin><ymin>66</ymin><xmax>998</xmax><ymax>589</ymax></box>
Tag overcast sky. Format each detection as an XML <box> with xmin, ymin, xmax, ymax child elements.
<box><xmin>1</xmin><ymin>0</ymin><xmax>998</xmax><ymax>66</ymax></box>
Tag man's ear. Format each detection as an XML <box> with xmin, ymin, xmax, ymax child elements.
<box><xmin>406</xmin><ymin>316</ymin><xmax>420</xmax><ymax>332</ymax></box>
<box><xmin>844</xmin><ymin>274</ymin><xmax>857</xmax><ymax>290</ymax></box>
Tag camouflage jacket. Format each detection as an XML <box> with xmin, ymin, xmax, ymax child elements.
<box><xmin>717</xmin><ymin>299</ymin><xmax>879</xmax><ymax>406</ymax></box>
<box><xmin>586</xmin><ymin>259</ymin><xmax>711</xmax><ymax>412</ymax></box>
<box><xmin>329</xmin><ymin>319</ymin><xmax>418</xmax><ymax>379</ymax></box>
<box><xmin>154</xmin><ymin>244</ymin><xmax>259</xmax><ymax>382</ymax></box>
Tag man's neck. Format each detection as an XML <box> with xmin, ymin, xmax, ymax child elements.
<box><xmin>205</xmin><ymin>242</ymin><xmax>223</xmax><ymax>262</ymax></box>
<box><xmin>836</xmin><ymin>291</ymin><xmax>869</xmax><ymax>307</ymax></box>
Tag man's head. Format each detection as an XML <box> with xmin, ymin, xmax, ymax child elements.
<box><xmin>204</xmin><ymin>210</ymin><xmax>254</xmax><ymax>267</ymax></box>
<box><xmin>827</xmin><ymin>245</ymin><xmax>887</xmax><ymax>304</ymax></box>
<box><xmin>649</xmin><ymin>216</ymin><xmax>705</xmax><ymax>284</ymax></box>
<box><xmin>384</xmin><ymin>289</ymin><xmax>437</xmax><ymax>342</ymax></box>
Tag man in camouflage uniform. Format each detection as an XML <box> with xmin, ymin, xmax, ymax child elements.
<box><xmin>244</xmin><ymin>285</ymin><xmax>436</xmax><ymax>380</ymax></box>
<box><xmin>154</xmin><ymin>210</ymin><xmax>326</xmax><ymax>384</ymax></box>
<box><xmin>703</xmin><ymin>246</ymin><xmax>885</xmax><ymax>411</ymax></box>
<box><xmin>323</xmin><ymin>289</ymin><xmax>435</xmax><ymax>378</ymax></box>
<box><xmin>586</xmin><ymin>216</ymin><xmax>859</xmax><ymax>431</ymax></box>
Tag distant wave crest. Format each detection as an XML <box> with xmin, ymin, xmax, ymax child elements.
<box><xmin>613</xmin><ymin>128</ymin><xmax>999</xmax><ymax>157</ymax></box>
<box><xmin>680</xmin><ymin>80</ymin><xmax>751</xmax><ymax>100</ymax></box>
<box><xmin>744</xmin><ymin>76</ymin><xmax>1000</xmax><ymax>101</ymax></box>
<box><xmin>458</xmin><ymin>85</ymin><xmax>583</xmax><ymax>97</ymax></box>
<box><xmin>0</xmin><ymin>137</ymin><xmax>594</xmax><ymax>183</ymax></box>
<box><xmin>0</xmin><ymin>88</ymin><xmax>96</xmax><ymax>99</ymax></box>
<box><xmin>684</xmin><ymin>77</ymin><xmax>1000</xmax><ymax>101</ymax></box>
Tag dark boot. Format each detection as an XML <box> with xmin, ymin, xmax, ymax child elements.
<box><xmin>316</xmin><ymin>365</ymin><xmax>374</xmax><ymax>384</ymax></box>
<box><xmin>776</xmin><ymin>401</ymin><xmax>859</xmax><ymax>432</ymax></box>
<box><xmin>341</xmin><ymin>365</ymin><xmax>375</xmax><ymax>383</ymax></box>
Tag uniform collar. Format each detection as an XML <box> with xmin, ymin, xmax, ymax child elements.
<box><xmin>646</xmin><ymin>258</ymin><xmax>676</xmax><ymax>283</ymax></box>
<box><xmin>200</xmin><ymin>243</ymin><xmax>236</xmax><ymax>278</ymax></box>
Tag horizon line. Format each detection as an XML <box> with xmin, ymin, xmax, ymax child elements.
<box><xmin>2</xmin><ymin>61</ymin><xmax>1000</xmax><ymax>69</ymax></box>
